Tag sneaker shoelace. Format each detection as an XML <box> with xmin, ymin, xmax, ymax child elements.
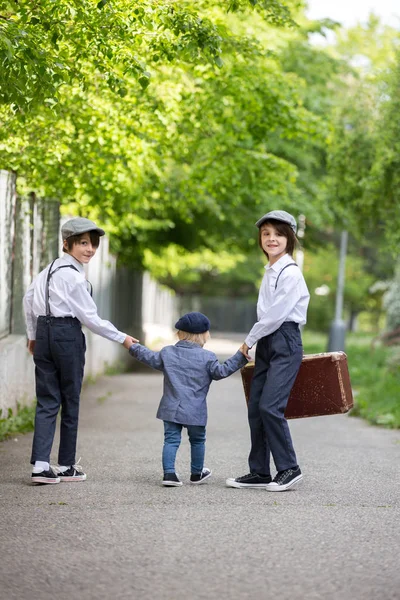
<box><xmin>72</xmin><ymin>457</ymin><xmax>84</xmax><ymax>474</ymax></box>
<box><xmin>53</xmin><ymin>457</ymin><xmax>84</xmax><ymax>475</ymax></box>
<box><xmin>274</xmin><ymin>469</ymin><xmax>293</xmax><ymax>484</ymax></box>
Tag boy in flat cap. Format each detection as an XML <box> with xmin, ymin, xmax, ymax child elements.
<box><xmin>227</xmin><ymin>209</ymin><xmax>310</xmax><ymax>492</ymax></box>
<box><xmin>23</xmin><ymin>217</ymin><xmax>138</xmax><ymax>485</ymax></box>
<box><xmin>128</xmin><ymin>312</ymin><xmax>248</xmax><ymax>487</ymax></box>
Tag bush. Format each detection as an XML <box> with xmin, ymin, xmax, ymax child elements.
<box><xmin>352</xmin><ymin>373</ymin><xmax>400</xmax><ymax>428</ymax></box>
<box><xmin>384</xmin><ymin>262</ymin><xmax>400</xmax><ymax>331</ymax></box>
<box><xmin>0</xmin><ymin>402</ymin><xmax>36</xmax><ymax>442</ymax></box>
<box><xmin>302</xmin><ymin>331</ymin><xmax>400</xmax><ymax>429</ymax></box>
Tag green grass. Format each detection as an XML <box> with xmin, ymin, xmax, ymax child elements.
<box><xmin>0</xmin><ymin>402</ymin><xmax>36</xmax><ymax>442</ymax></box>
<box><xmin>302</xmin><ymin>330</ymin><xmax>400</xmax><ymax>429</ymax></box>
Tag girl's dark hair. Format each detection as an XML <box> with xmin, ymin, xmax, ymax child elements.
<box><xmin>258</xmin><ymin>219</ymin><xmax>297</xmax><ymax>258</ymax></box>
<box><xmin>63</xmin><ymin>231</ymin><xmax>100</xmax><ymax>252</ymax></box>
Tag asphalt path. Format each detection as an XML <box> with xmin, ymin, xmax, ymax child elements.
<box><xmin>0</xmin><ymin>335</ymin><xmax>399</xmax><ymax>600</ymax></box>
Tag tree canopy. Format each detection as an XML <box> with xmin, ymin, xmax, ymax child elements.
<box><xmin>0</xmin><ymin>0</ymin><xmax>298</xmax><ymax>109</ymax></box>
<box><xmin>1</xmin><ymin>0</ymin><xmax>327</xmax><ymax>264</ymax></box>
<box><xmin>1</xmin><ymin>1</ymin><xmax>400</xmax><ymax>304</ymax></box>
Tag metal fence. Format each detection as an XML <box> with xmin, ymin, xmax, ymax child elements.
<box><xmin>179</xmin><ymin>295</ymin><xmax>257</xmax><ymax>334</ymax></box>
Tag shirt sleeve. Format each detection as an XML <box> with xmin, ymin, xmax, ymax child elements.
<box><xmin>245</xmin><ymin>275</ymin><xmax>302</xmax><ymax>348</ymax></box>
<box><xmin>207</xmin><ymin>350</ymin><xmax>248</xmax><ymax>381</ymax></box>
<box><xmin>66</xmin><ymin>280</ymin><xmax>126</xmax><ymax>343</ymax></box>
<box><xmin>129</xmin><ymin>343</ymin><xmax>164</xmax><ymax>371</ymax></box>
<box><xmin>23</xmin><ymin>281</ymin><xmax>37</xmax><ymax>340</ymax></box>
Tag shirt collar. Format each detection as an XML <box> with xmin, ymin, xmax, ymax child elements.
<box><xmin>176</xmin><ymin>340</ymin><xmax>203</xmax><ymax>349</ymax></box>
<box><xmin>265</xmin><ymin>253</ymin><xmax>293</xmax><ymax>272</ymax></box>
<box><xmin>62</xmin><ymin>253</ymin><xmax>85</xmax><ymax>274</ymax></box>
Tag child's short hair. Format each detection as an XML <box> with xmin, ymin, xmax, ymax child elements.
<box><xmin>177</xmin><ymin>330</ymin><xmax>210</xmax><ymax>347</ymax></box>
<box><xmin>63</xmin><ymin>231</ymin><xmax>101</xmax><ymax>253</ymax></box>
<box><xmin>258</xmin><ymin>219</ymin><xmax>297</xmax><ymax>258</ymax></box>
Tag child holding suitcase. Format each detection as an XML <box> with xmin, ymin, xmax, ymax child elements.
<box><xmin>128</xmin><ymin>312</ymin><xmax>248</xmax><ymax>487</ymax></box>
<box><xmin>23</xmin><ymin>217</ymin><xmax>138</xmax><ymax>485</ymax></box>
<box><xmin>226</xmin><ymin>210</ymin><xmax>310</xmax><ymax>492</ymax></box>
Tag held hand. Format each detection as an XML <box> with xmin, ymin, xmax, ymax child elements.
<box><xmin>123</xmin><ymin>335</ymin><xmax>139</xmax><ymax>350</ymax></box>
<box><xmin>27</xmin><ymin>340</ymin><xmax>35</xmax><ymax>355</ymax></box>
<box><xmin>239</xmin><ymin>343</ymin><xmax>251</xmax><ymax>360</ymax></box>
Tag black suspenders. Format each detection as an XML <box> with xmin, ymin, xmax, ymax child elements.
<box><xmin>45</xmin><ymin>259</ymin><xmax>93</xmax><ymax>317</ymax></box>
<box><xmin>274</xmin><ymin>262</ymin><xmax>298</xmax><ymax>290</ymax></box>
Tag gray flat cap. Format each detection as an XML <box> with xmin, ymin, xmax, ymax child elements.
<box><xmin>255</xmin><ymin>210</ymin><xmax>297</xmax><ymax>234</ymax></box>
<box><xmin>61</xmin><ymin>217</ymin><xmax>105</xmax><ymax>240</ymax></box>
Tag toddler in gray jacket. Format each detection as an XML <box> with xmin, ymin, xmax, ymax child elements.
<box><xmin>129</xmin><ymin>312</ymin><xmax>248</xmax><ymax>487</ymax></box>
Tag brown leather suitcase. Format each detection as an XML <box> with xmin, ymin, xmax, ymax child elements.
<box><xmin>241</xmin><ymin>351</ymin><xmax>353</xmax><ymax>419</ymax></box>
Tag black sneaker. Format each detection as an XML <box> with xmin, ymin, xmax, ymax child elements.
<box><xmin>190</xmin><ymin>468</ymin><xmax>212</xmax><ymax>485</ymax></box>
<box><xmin>31</xmin><ymin>467</ymin><xmax>60</xmax><ymax>485</ymax></box>
<box><xmin>265</xmin><ymin>467</ymin><xmax>303</xmax><ymax>492</ymax></box>
<box><xmin>226</xmin><ymin>472</ymin><xmax>272</xmax><ymax>489</ymax></box>
<box><xmin>162</xmin><ymin>473</ymin><xmax>183</xmax><ymax>487</ymax></box>
<box><xmin>58</xmin><ymin>461</ymin><xmax>87</xmax><ymax>482</ymax></box>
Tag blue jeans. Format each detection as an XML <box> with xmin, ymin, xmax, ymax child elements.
<box><xmin>163</xmin><ymin>421</ymin><xmax>206</xmax><ymax>474</ymax></box>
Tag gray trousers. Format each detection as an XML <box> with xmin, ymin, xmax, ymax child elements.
<box><xmin>248</xmin><ymin>322</ymin><xmax>303</xmax><ymax>474</ymax></box>
<box><xmin>30</xmin><ymin>316</ymin><xmax>85</xmax><ymax>466</ymax></box>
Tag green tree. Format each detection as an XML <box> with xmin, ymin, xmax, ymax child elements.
<box><xmin>0</xmin><ymin>0</ymin><xmax>327</xmax><ymax>268</ymax></box>
<box><xmin>326</xmin><ymin>16</ymin><xmax>400</xmax><ymax>242</ymax></box>
<box><xmin>0</xmin><ymin>0</ymin><xmax>298</xmax><ymax>111</ymax></box>
<box><xmin>303</xmin><ymin>244</ymin><xmax>377</xmax><ymax>332</ymax></box>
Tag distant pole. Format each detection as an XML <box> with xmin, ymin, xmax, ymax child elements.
<box><xmin>295</xmin><ymin>214</ymin><xmax>306</xmax><ymax>272</ymax></box>
<box><xmin>327</xmin><ymin>231</ymin><xmax>348</xmax><ymax>352</ymax></box>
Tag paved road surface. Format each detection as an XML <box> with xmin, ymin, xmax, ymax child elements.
<box><xmin>0</xmin><ymin>335</ymin><xmax>399</xmax><ymax>600</ymax></box>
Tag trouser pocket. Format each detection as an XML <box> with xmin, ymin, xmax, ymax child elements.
<box><xmin>279</xmin><ymin>328</ymin><xmax>302</xmax><ymax>355</ymax></box>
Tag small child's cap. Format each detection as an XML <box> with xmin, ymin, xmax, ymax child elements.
<box><xmin>255</xmin><ymin>210</ymin><xmax>297</xmax><ymax>234</ymax></box>
<box><xmin>61</xmin><ymin>217</ymin><xmax>105</xmax><ymax>241</ymax></box>
<box><xmin>175</xmin><ymin>312</ymin><xmax>210</xmax><ymax>334</ymax></box>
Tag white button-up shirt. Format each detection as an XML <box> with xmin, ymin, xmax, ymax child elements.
<box><xmin>23</xmin><ymin>254</ymin><xmax>126</xmax><ymax>343</ymax></box>
<box><xmin>245</xmin><ymin>253</ymin><xmax>310</xmax><ymax>348</ymax></box>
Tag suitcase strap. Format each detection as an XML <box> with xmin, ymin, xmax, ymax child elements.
<box><xmin>275</xmin><ymin>262</ymin><xmax>298</xmax><ymax>289</ymax></box>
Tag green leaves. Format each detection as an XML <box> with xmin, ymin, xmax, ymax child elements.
<box><xmin>325</xmin><ymin>20</ymin><xmax>400</xmax><ymax>248</ymax></box>
<box><xmin>227</xmin><ymin>0</ymin><xmax>297</xmax><ymax>27</ymax></box>
<box><xmin>0</xmin><ymin>1</ymin><xmax>239</xmax><ymax>111</ymax></box>
<box><xmin>138</xmin><ymin>72</ymin><xmax>151</xmax><ymax>90</ymax></box>
<box><xmin>0</xmin><ymin>0</ymin><xmax>345</xmax><ymax>273</ymax></box>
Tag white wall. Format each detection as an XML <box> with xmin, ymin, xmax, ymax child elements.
<box><xmin>83</xmin><ymin>235</ymin><xmax>130</xmax><ymax>377</ymax></box>
<box><xmin>142</xmin><ymin>271</ymin><xmax>178</xmax><ymax>345</ymax></box>
<box><xmin>0</xmin><ymin>335</ymin><xmax>35</xmax><ymax>416</ymax></box>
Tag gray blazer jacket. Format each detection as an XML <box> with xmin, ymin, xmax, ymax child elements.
<box><xmin>129</xmin><ymin>340</ymin><xmax>248</xmax><ymax>426</ymax></box>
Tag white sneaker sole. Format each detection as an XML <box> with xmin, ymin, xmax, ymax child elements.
<box><xmin>265</xmin><ymin>474</ymin><xmax>303</xmax><ymax>492</ymax></box>
<box><xmin>225</xmin><ymin>478</ymin><xmax>270</xmax><ymax>489</ymax></box>
<box><xmin>59</xmin><ymin>474</ymin><xmax>87</xmax><ymax>482</ymax></box>
<box><xmin>190</xmin><ymin>470</ymin><xmax>212</xmax><ymax>485</ymax></box>
<box><xmin>162</xmin><ymin>481</ymin><xmax>183</xmax><ymax>487</ymax></box>
<box><xmin>31</xmin><ymin>477</ymin><xmax>60</xmax><ymax>485</ymax></box>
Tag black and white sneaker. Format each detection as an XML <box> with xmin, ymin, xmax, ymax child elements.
<box><xmin>162</xmin><ymin>473</ymin><xmax>183</xmax><ymax>487</ymax></box>
<box><xmin>190</xmin><ymin>468</ymin><xmax>212</xmax><ymax>485</ymax></box>
<box><xmin>265</xmin><ymin>467</ymin><xmax>303</xmax><ymax>492</ymax></box>
<box><xmin>226</xmin><ymin>472</ymin><xmax>272</xmax><ymax>489</ymax></box>
<box><xmin>31</xmin><ymin>467</ymin><xmax>60</xmax><ymax>485</ymax></box>
<box><xmin>57</xmin><ymin>460</ymin><xmax>87</xmax><ymax>482</ymax></box>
